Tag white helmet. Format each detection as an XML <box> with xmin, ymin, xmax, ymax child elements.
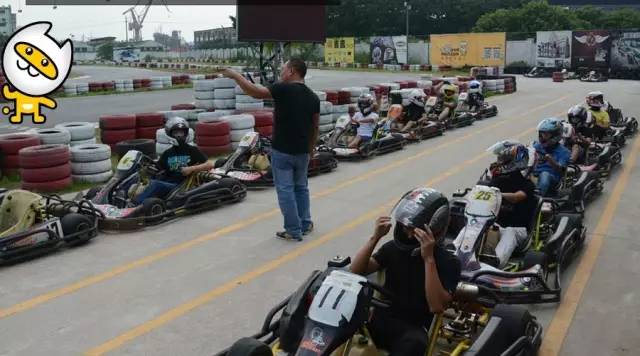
<box><xmin>468</xmin><ymin>80</ymin><xmax>482</xmax><ymax>94</ymax></box>
<box><xmin>408</xmin><ymin>89</ymin><xmax>426</xmax><ymax>107</ymax></box>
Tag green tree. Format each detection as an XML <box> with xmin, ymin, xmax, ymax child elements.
<box><xmin>97</xmin><ymin>43</ymin><xmax>113</xmax><ymax>61</ymax></box>
<box><xmin>473</xmin><ymin>1</ymin><xmax>589</xmax><ymax>33</ymax></box>
<box><xmin>600</xmin><ymin>8</ymin><xmax>640</xmax><ymax>30</ymax></box>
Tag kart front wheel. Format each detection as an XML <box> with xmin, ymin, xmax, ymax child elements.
<box><xmin>142</xmin><ymin>198</ymin><xmax>166</xmax><ymax>223</ymax></box>
<box><xmin>227</xmin><ymin>337</ymin><xmax>272</xmax><ymax>356</ymax></box>
<box><xmin>522</xmin><ymin>250</ymin><xmax>548</xmax><ymax>271</ymax></box>
<box><xmin>61</xmin><ymin>213</ymin><xmax>95</xmax><ymax>246</ymax></box>
<box><xmin>491</xmin><ymin>305</ymin><xmax>537</xmax><ymax>351</ymax></box>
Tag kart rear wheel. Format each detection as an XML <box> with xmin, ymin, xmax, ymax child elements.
<box><xmin>142</xmin><ymin>198</ymin><xmax>166</xmax><ymax>223</ymax></box>
<box><xmin>491</xmin><ymin>305</ymin><xmax>537</xmax><ymax>349</ymax></box>
<box><xmin>61</xmin><ymin>213</ymin><xmax>95</xmax><ymax>246</ymax></box>
<box><xmin>227</xmin><ymin>337</ymin><xmax>272</xmax><ymax>356</ymax></box>
<box><xmin>522</xmin><ymin>250</ymin><xmax>547</xmax><ymax>271</ymax></box>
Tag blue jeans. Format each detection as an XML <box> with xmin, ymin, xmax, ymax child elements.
<box><xmin>537</xmin><ymin>171</ymin><xmax>559</xmax><ymax>197</ymax></box>
<box><xmin>271</xmin><ymin>149</ymin><xmax>312</xmax><ymax>238</ymax></box>
<box><xmin>132</xmin><ymin>180</ymin><xmax>178</xmax><ymax>205</ymax></box>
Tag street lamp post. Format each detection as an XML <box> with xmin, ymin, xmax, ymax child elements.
<box><xmin>404</xmin><ymin>1</ymin><xmax>411</xmax><ymax>41</ymax></box>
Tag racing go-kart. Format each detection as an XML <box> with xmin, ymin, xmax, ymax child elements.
<box><xmin>446</xmin><ymin>184</ymin><xmax>586</xmax><ymax>304</ymax></box>
<box><xmin>84</xmin><ymin>150</ymin><xmax>247</xmax><ymax>231</ymax></box>
<box><xmin>0</xmin><ymin>189</ymin><xmax>100</xmax><ymax>264</ymax></box>
<box><xmin>606</xmin><ymin>102</ymin><xmax>638</xmax><ymax>137</ymax></box>
<box><xmin>455</xmin><ymin>92</ymin><xmax>498</xmax><ymax>121</ymax></box>
<box><xmin>387</xmin><ymin>104</ymin><xmax>444</xmax><ymax>142</ymax></box>
<box><xmin>561</xmin><ymin>122</ymin><xmax>622</xmax><ymax>179</ymax></box>
<box><xmin>214</xmin><ymin>132</ymin><xmax>338</xmax><ymax>187</ymax></box>
<box><xmin>321</xmin><ymin>115</ymin><xmax>405</xmax><ymax>159</ymax></box>
<box><xmin>217</xmin><ymin>256</ymin><xmax>542</xmax><ymax>356</ymax></box>
<box><xmin>425</xmin><ymin>95</ymin><xmax>474</xmax><ymax>129</ymax></box>
<box><xmin>580</xmin><ymin>70</ymin><xmax>609</xmax><ymax>82</ymax></box>
<box><xmin>524</xmin><ymin>66</ymin><xmax>554</xmax><ymax>78</ymax></box>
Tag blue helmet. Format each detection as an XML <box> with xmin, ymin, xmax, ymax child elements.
<box><xmin>537</xmin><ymin>118</ymin><xmax>563</xmax><ymax>147</ymax></box>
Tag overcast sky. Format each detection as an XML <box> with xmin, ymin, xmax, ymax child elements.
<box><xmin>1</xmin><ymin>1</ymin><xmax>236</xmax><ymax>42</ymax></box>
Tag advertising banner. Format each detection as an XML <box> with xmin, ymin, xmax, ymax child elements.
<box><xmin>536</xmin><ymin>31</ymin><xmax>572</xmax><ymax>68</ymax></box>
<box><xmin>429</xmin><ymin>33</ymin><xmax>506</xmax><ymax>68</ymax></box>
<box><xmin>324</xmin><ymin>37</ymin><xmax>355</xmax><ymax>64</ymax></box>
<box><xmin>610</xmin><ymin>31</ymin><xmax>640</xmax><ymax>70</ymax></box>
<box><xmin>370</xmin><ymin>36</ymin><xmax>408</xmax><ymax>65</ymax></box>
<box><xmin>571</xmin><ymin>30</ymin><xmax>612</xmax><ymax>68</ymax></box>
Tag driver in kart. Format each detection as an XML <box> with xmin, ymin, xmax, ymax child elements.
<box><xmin>585</xmin><ymin>91</ymin><xmax>610</xmax><ymax>140</ymax></box>
<box><xmin>484</xmin><ymin>141</ymin><xmax>537</xmax><ymax>267</ymax></box>
<box><xmin>566</xmin><ymin>105</ymin><xmax>593</xmax><ymax>164</ymax></box>
<box><xmin>131</xmin><ymin>117</ymin><xmax>213</xmax><ymax>204</ymax></box>
<box><xmin>348</xmin><ymin>93</ymin><xmax>378</xmax><ymax>148</ymax></box>
<box><xmin>399</xmin><ymin>89</ymin><xmax>427</xmax><ymax>135</ymax></box>
<box><xmin>351</xmin><ymin>188</ymin><xmax>461</xmax><ymax>356</ymax></box>
<box><xmin>533</xmin><ymin>118</ymin><xmax>571</xmax><ymax>197</ymax></box>
<box><xmin>467</xmin><ymin>80</ymin><xmax>485</xmax><ymax>112</ymax></box>
<box><xmin>439</xmin><ymin>83</ymin><xmax>459</xmax><ymax>122</ymax></box>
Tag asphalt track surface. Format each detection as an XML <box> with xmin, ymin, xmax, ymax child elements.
<box><xmin>1</xmin><ymin>68</ymin><xmax>639</xmax><ymax>356</ymax></box>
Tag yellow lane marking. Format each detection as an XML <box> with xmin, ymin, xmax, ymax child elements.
<box><xmin>84</xmin><ymin>128</ymin><xmax>541</xmax><ymax>355</ymax></box>
<box><xmin>540</xmin><ymin>136</ymin><xmax>640</xmax><ymax>356</ymax></box>
<box><xmin>0</xmin><ymin>95</ymin><xmax>568</xmax><ymax>321</ymax></box>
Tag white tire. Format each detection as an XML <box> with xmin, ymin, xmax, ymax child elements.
<box><xmin>36</xmin><ymin>128</ymin><xmax>71</xmax><ymax>145</ymax></box>
<box><xmin>235</xmin><ymin>102</ymin><xmax>264</xmax><ymax>110</ymax></box>
<box><xmin>194</xmin><ymin>91</ymin><xmax>215</xmax><ymax>100</ymax></box>
<box><xmin>197</xmin><ymin>111</ymin><xmax>232</xmax><ymax>123</ymax></box>
<box><xmin>195</xmin><ymin>99</ymin><xmax>216</xmax><ymax>109</ymax></box>
<box><xmin>320</xmin><ymin>114</ymin><xmax>333</xmax><ymax>125</ymax></box>
<box><xmin>235</xmin><ymin>95</ymin><xmax>261</xmax><ymax>104</ymax></box>
<box><xmin>315</xmin><ymin>91</ymin><xmax>327</xmax><ymax>101</ymax></box>
<box><xmin>70</xmin><ymin>137</ymin><xmax>98</xmax><ymax>147</ymax></box>
<box><xmin>214</xmin><ymin>88</ymin><xmax>236</xmax><ymax>99</ymax></box>
<box><xmin>71</xmin><ymin>159</ymin><xmax>112</xmax><ymax>175</ymax></box>
<box><xmin>194</xmin><ymin>80</ymin><xmax>216</xmax><ymax>91</ymax></box>
<box><xmin>55</xmin><ymin>122</ymin><xmax>96</xmax><ymax>141</ymax></box>
<box><xmin>230</xmin><ymin>128</ymin><xmax>255</xmax><ymax>141</ymax></box>
<box><xmin>72</xmin><ymin>171</ymin><xmax>114</xmax><ymax>184</ymax></box>
<box><xmin>319</xmin><ymin>123</ymin><xmax>334</xmax><ymax>133</ymax></box>
<box><xmin>213</xmin><ymin>77</ymin><xmax>236</xmax><ymax>89</ymax></box>
<box><xmin>417</xmin><ymin>80</ymin><xmax>432</xmax><ymax>89</ymax></box>
<box><xmin>156</xmin><ymin>128</ymin><xmax>195</xmax><ymax>144</ymax></box>
<box><xmin>320</xmin><ymin>101</ymin><xmax>333</xmax><ymax>115</ymax></box>
<box><xmin>63</xmin><ymin>83</ymin><xmax>77</xmax><ymax>90</ymax></box>
<box><xmin>234</xmin><ymin>85</ymin><xmax>245</xmax><ymax>95</ymax></box>
<box><xmin>379</xmin><ymin>82</ymin><xmax>401</xmax><ymax>90</ymax></box>
<box><xmin>156</xmin><ymin>142</ymin><xmax>172</xmax><ymax>155</ymax></box>
<box><xmin>214</xmin><ymin>99</ymin><xmax>236</xmax><ymax>109</ymax></box>
<box><xmin>70</xmin><ymin>144</ymin><xmax>111</xmax><ymax>162</ymax></box>
<box><xmin>400</xmin><ymin>89</ymin><xmax>413</xmax><ymax>99</ymax></box>
<box><xmin>219</xmin><ymin>114</ymin><xmax>255</xmax><ymax>130</ymax></box>
<box><xmin>342</xmin><ymin>87</ymin><xmax>370</xmax><ymax>97</ymax></box>
<box><xmin>332</xmin><ymin>104</ymin><xmax>349</xmax><ymax>113</ymax></box>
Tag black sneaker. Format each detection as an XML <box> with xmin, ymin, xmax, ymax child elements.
<box><xmin>303</xmin><ymin>222</ymin><xmax>314</xmax><ymax>236</ymax></box>
<box><xmin>276</xmin><ymin>231</ymin><xmax>303</xmax><ymax>242</ymax></box>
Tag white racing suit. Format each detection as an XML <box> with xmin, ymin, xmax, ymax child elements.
<box><xmin>453</xmin><ymin>224</ymin><xmax>528</xmax><ymax>269</ymax></box>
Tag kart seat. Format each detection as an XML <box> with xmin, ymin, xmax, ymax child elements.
<box><xmin>248</xmin><ymin>153</ymin><xmax>270</xmax><ymax>171</ymax></box>
<box><xmin>0</xmin><ymin>190</ymin><xmax>43</xmax><ymax>238</ymax></box>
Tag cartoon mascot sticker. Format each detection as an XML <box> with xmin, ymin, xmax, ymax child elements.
<box><xmin>1</xmin><ymin>21</ymin><xmax>73</xmax><ymax>124</ymax></box>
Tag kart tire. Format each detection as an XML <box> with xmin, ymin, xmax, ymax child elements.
<box><xmin>72</xmin><ymin>171</ymin><xmax>113</xmax><ymax>184</ymax></box>
<box><xmin>71</xmin><ymin>159</ymin><xmax>112</xmax><ymax>175</ymax></box>
<box><xmin>234</xmin><ymin>85</ymin><xmax>245</xmax><ymax>95</ymax></box>
<box><xmin>135</xmin><ymin>113</ymin><xmax>165</xmax><ymax>127</ymax></box>
<box><xmin>55</xmin><ymin>122</ymin><xmax>96</xmax><ymax>141</ymax></box>
<box><xmin>490</xmin><ymin>304</ymin><xmax>535</xmax><ymax>345</ymax></box>
<box><xmin>22</xmin><ymin>176</ymin><xmax>72</xmax><ymax>192</ymax></box>
<box><xmin>194</xmin><ymin>90</ymin><xmax>215</xmax><ymax>100</ymax></box>
<box><xmin>227</xmin><ymin>337</ymin><xmax>272</xmax><ymax>356</ymax></box>
<box><xmin>195</xmin><ymin>99</ymin><xmax>215</xmax><ymax>109</ymax></box>
<box><xmin>194</xmin><ymin>79</ymin><xmax>216</xmax><ymax>91</ymax></box>
<box><xmin>213</xmin><ymin>99</ymin><xmax>236</xmax><ymax>110</ymax></box>
<box><xmin>171</xmin><ymin>104</ymin><xmax>196</xmax><ymax>110</ymax></box>
<box><xmin>22</xmin><ymin>163</ymin><xmax>72</xmax><ymax>183</ymax></box>
<box><xmin>197</xmin><ymin>111</ymin><xmax>233</xmax><ymax>123</ymax></box>
<box><xmin>256</xmin><ymin>126</ymin><xmax>273</xmax><ymax>137</ymax></box>
<box><xmin>252</xmin><ymin>112</ymin><xmax>273</xmax><ymax>127</ymax></box>
<box><xmin>196</xmin><ymin>135</ymin><xmax>231</xmax><ymax>146</ymax></box>
<box><xmin>195</xmin><ymin>121</ymin><xmax>231</xmax><ymax>136</ymax></box>
<box><xmin>0</xmin><ymin>133</ymin><xmax>41</xmax><ymax>155</ymax></box>
<box><xmin>320</xmin><ymin>101</ymin><xmax>333</xmax><ymax>115</ymax></box>
<box><xmin>99</xmin><ymin>114</ymin><xmax>136</xmax><ymax>130</ymax></box>
<box><xmin>212</xmin><ymin>77</ymin><xmax>236</xmax><ymax>89</ymax></box>
<box><xmin>2</xmin><ymin>154</ymin><xmax>20</xmax><ymax>170</ymax></box>
<box><xmin>522</xmin><ymin>250</ymin><xmax>548</xmax><ymax>270</ymax></box>
<box><xmin>220</xmin><ymin>114</ymin><xmax>255</xmax><ymax>130</ymax></box>
<box><xmin>319</xmin><ymin>123</ymin><xmax>334</xmax><ymax>133</ymax></box>
<box><xmin>156</xmin><ymin>142</ymin><xmax>172</xmax><ymax>155</ymax></box>
<box><xmin>199</xmin><ymin>144</ymin><xmax>232</xmax><ymax>157</ymax></box>
<box><xmin>235</xmin><ymin>94</ymin><xmax>261</xmax><ymax>104</ymax></box>
<box><xmin>70</xmin><ymin>137</ymin><xmax>98</xmax><ymax>147</ymax></box>
<box><xmin>71</xmin><ymin>144</ymin><xmax>111</xmax><ymax>162</ymax></box>
<box><xmin>142</xmin><ymin>198</ymin><xmax>166</xmax><ymax>223</ymax></box>
<box><xmin>235</xmin><ymin>102</ymin><xmax>264</xmax><ymax>111</ymax></box>
<box><xmin>36</xmin><ymin>128</ymin><xmax>71</xmax><ymax>145</ymax></box>
<box><xmin>115</xmin><ymin>139</ymin><xmax>156</xmax><ymax>158</ymax></box>
<box><xmin>136</xmin><ymin>126</ymin><xmax>162</xmax><ymax>140</ymax></box>
<box><xmin>214</xmin><ymin>88</ymin><xmax>236</xmax><ymax>99</ymax></box>
<box><xmin>230</xmin><ymin>128</ymin><xmax>255</xmax><ymax>142</ymax></box>
<box><xmin>315</xmin><ymin>91</ymin><xmax>327</xmax><ymax>101</ymax></box>
<box><xmin>320</xmin><ymin>114</ymin><xmax>333</xmax><ymax>125</ymax></box>
<box><xmin>61</xmin><ymin>213</ymin><xmax>95</xmax><ymax>246</ymax></box>
<box><xmin>100</xmin><ymin>129</ymin><xmax>137</xmax><ymax>145</ymax></box>
<box><xmin>19</xmin><ymin>144</ymin><xmax>71</xmax><ymax>169</ymax></box>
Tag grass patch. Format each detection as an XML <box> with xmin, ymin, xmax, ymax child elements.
<box><xmin>54</xmin><ymin>84</ymin><xmax>193</xmax><ymax>100</ymax></box>
<box><xmin>0</xmin><ymin>174</ymin><xmax>98</xmax><ymax>195</ymax></box>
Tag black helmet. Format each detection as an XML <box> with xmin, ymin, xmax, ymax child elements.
<box><xmin>567</xmin><ymin>105</ymin><xmax>587</xmax><ymax>128</ymax></box>
<box><xmin>165</xmin><ymin>117</ymin><xmax>189</xmax><ymax>146</ymax></box>
<box><xmin>391</xmin><ymin>187</ymin><xmax>450</xmax><ymax>252</ymax></box>
<box><xmin>357</xmin><ymin>93</ymin><xmax>375</xmax><ymax>116</ymax></box>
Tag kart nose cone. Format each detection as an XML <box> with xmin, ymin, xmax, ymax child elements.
<box><xmin>15</xmin><ymin>42</ymin><xmax>58</xmax><ymax>80</ymax></box>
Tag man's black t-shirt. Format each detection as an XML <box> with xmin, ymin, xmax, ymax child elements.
<box><xmin>158</xmin><ymin>144</ymin><xmax>208</xmax><ymax>184</ymax></box>
<box><xmin>268</xmin><ymin>82</ymin><xmax>320</xmax><ymax>155</ymax></box>
<box><xmin>489</xmin><ymin>171</ymin><xmax>537</xmax><ymax>229</ymax></box>
<box><xmin>405</xmin><ymin>103</ymin><xmax>425</xmax><ymax>122</ymax></box>
<box><xmin>372</xmin><ymin>241</ymin><xmax>461</xmax><ymax>326</ymax></box>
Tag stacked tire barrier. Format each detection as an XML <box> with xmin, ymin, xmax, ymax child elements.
<box><xmin>76</xmin><ymin>82</ymin><xmax>89</xmax><ymax>95</ymax></box>
<box><xmin>504</xmin><ymin>77</ymin><xmax>516</xmax><ymax>94</ymax></box>
<box><xmin>342</xmin><ymin>87</ymin><xmax>370</xmax><ymax>103</ymax></box>
<box><xmin>115</xmin><ymin>79</ymin><xmax>135</xmax><ymax>92</ymax></box>
<box><xmin>235</xmin><ymin>85</ymin><xmax>264</xmax><ymax>111</ymax></box>
<box><xmin>171</xmin><ymin>75</ymin><xmax>190</xmax><ymax>85</ymax></box>
<box><xmin>0</xmin><ymin>133</ymin><xmax>41</xmax><ymax>176</ymax></box>
<box><xmin>70</xmin><ymin>144</ymin><xmax>113</xmax><ymax>184</ymax></box>
<box><xmin>325</xmin><ymin>90</ymin><xmax>339</xmax><ymax>105</ymax></box>
<box><xmin>194</xmin><ymin>79</ymin><xmax>216</xmax><ymax>110</ymax></box>
<box><xmin>20</xmin><ymin>144</ymin><xmax>72</xmax><ymax>192</ymax></box>
<box><xmin>55</xmin><ymin>122</ymin><xmax>97</xmax><ymax>146</ymax></box>
<box><xmin>99</xmin><ymin>114</ymin><xmax>137</xmax><ymax>149</ymax></box>
<box><xmin>332</xmin><ymin>104</ymin><xmax>349</xmax><ymax>123</ymax></box>
<box><xmin>155</xmin><ymin>127</ymin><xmax>195</xmax><ymax>155</ymax></box>
<box><xmin>471</xmin><ymin>66</ymin><xmax>502</xmax><ymax>77</ymax></box>
<box><xmin>115</xmin><ymin>139</ymin><xmax>156</xmax><ymax>158</ymax></box>
<box><xmin>216</xmin><ymin>114</ymin><xmax>255</xmax><ymax>150</ymax></box>
<box><xmin>151</xmin><ymin>77</ymin><xmax>165</xmax><ymax>90</ymax></box>
<box><xmin>337</xmin><ymin>90</ymin><xmax>351</xmax><ymax>105</ymax></box>
<box><xmin>36</xmin><ymin>128</ymin><xmax>71</xmax><ymax>145</ymax></box>
<box><xmin>172</xmin><ymin>104</ymin><xmax>197</xmax><ymax>110</ymax></box>
<box><xmin>253</xmin><ymin>111</ymin><xmax>274</xmax><ymax>138</ymax></box>
<box><xmin>63</xmin><ymin>83</ymin><xmax>77</xmax><ymax>96</ymax></box>
<box><xmin>195</xmin><ymin>121</ymin><xmax>232</xmax><ymax>156</ymax></box>
<box><xmin>319</xmin><ymin>100</ymin><xmax>334</xmax><ymax>134</ymax></box>
<box><xmin>214</xmin><ymin>78</ymin><xmax>237</xmax><ymax>111</ymax></box>
<box><xmin>135</xmin><ymin>112</ymin><xmax>165</xmax><ymax>140</ymax></box>
<box><xmin>552</xmin><ymin>72</ymin><xmax>564</xmax><ymax>83</ymax></box>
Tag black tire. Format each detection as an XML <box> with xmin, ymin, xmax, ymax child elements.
<box><xmin>227</xmin><ymin>337</ymin><xmax>272</xmax><ymax>356</ymax></box>
<box><xmin>85</xmin><ymin>186</ymin><xmax>102</xmax><ymax>200</ymax></box>
<box><xmin>115</xmin><ymin>139</ymin><xmax>156</xmax><ymax>159</ymax></box>
<box><xmin>522</xmin><ymin>250</ymin><xmax>547</xmax><ymax>270</ymax></box>
<box><xmin>214</xmin><ymin>158</ymin><xmax>228</xmax><ymax>169</ymax></box>
<box><xmin>60</xmin><ymin>213</ymin><xmax>95</xmax><ymax>246</ymax></box>
<box><xmin>142</xmin><ymin>198</ymin><xmax>166</xmax><ymax>223</ymax></box>
<box><xmin>491</xmin><ymin>304</ymin><xmax>535</xmax><ymax>344</ymax></box>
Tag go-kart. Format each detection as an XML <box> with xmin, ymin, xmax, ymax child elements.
<box><xmin>562</xmin><ymin>122</ymin><xmax>623</xmax><ymax>178</ymax></box>
<box><xmin>425</xmin><ymin>95</ymin><xmax>474</xmax><ymax>129</ymax></box>
<box><xmin>389</xmin><ymin>105</ymin><xmax>444</xmax><ymax>142</ymax></box>
<box><xmin>216</xmin><ymin>256</ymin><xmax>542</xmax><ymax>356</ymax></box>
<box><xmin>446</xmin><ymin>184</ymin><xmax>586</xmax><ymax>304</ymax></box>
<box><xmin>524</xmin><ymin>66</ymin><xmax>554</xmax><ymax>78</ymax></box>
<box><xmin>606</xmin><ymin>102</ymin><xmax>638</xmax><ymax>137</ymax></box>
<box><xmin>83</xmin><ymin>150</ymin><xmax>247</xmax><ymax>231</ymax></box>
<box><xmin>321</xmin><ymin>115</ymin><xmax>405</xmax><ymax>160</ymax></box>
<box><xmin>214</xmin><ymin>132</ymin><xmax>338</xmax><ymax>187</ymax></box>
<box><xmin>580</xmin><ymin>70</ymin><xmax>609</xmax><ymax>82</ymax></box>
<box><xmin>0</xmin><ymin>189</ymin><xmax>100</xmax><ymax>264</ymax></box>
<box><xmin>560</xmin><ymin>69</ymin><xmax>580</xmax><ymax>80</ymax></box>
<box><xmin>455</xmin><ymin>92</ymin><xmax>498</xmax><ymax>121</ymax></box>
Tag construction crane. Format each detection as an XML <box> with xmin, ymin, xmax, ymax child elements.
<box><xmin>123</xmin><ymin>0</ymin><xmax>170</xmax><ymax>42</ymax></box>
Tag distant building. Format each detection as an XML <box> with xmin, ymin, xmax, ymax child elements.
<box><xmin>73</xmin><ymin>40</ymin><xmax>97</xmax><ymax>62</ymax></box>
<box><xmin>88</xmin><ymin>37</ymin><xmax>116</xmax><ymax>48</ymax></box>
<box><xmin>113</xmin><ymin>40</ymin><xmax>166</xmax><ymax>62</ymax></box>
<box><xmin>194</xmin><ymin>27</ymin><xmax>236</xmax><ymax>48</ymax></box>
<box><xmin>0</xmin><ymin>5</ymin><xmax>17</xmax><ymax>36</ymax></box>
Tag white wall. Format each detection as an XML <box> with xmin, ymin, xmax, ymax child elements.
<box><xmin>506</xmin><ymin>39</ymin><xmax>536</xmax><ymax>66</ymax></box>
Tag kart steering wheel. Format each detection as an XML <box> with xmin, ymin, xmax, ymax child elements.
<box><xmin>361</xmin><ymin>279</ymin><xmax>396</xmax><ymax>309</ymax></box>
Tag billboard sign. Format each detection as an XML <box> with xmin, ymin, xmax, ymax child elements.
<box><xmin>571</xmin><ymin>30</ymin><xmax>612</xmax><ymax>68</ymax></box>
<box><xmin>430</xmin><ymin>33</ymin><xmax>506</xmax><ymax>67</ymax></box>
<box><xmin>370</xmin><ymin>36</ymin><xmax>408</xmax><ymax>65</ymax></box>
<box><xmin>324</xmin><ymin>37</ymin><xmax>355</xmax><ymax>64</ymax></box>
<box><xmin>536</xmin><ymin>31</ymin><xmax>572</xmax><ymax>68</ymax></box>
<box><xmin>610</xmin><ymin>31</ymin><xmax>640</xmax><ymax>70</ymax></box>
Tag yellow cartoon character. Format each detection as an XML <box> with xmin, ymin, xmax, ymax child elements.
<box><xmin>1</xmin><ymin>21</ymin><xmax>73</xmax><ymax>124</ymax></box>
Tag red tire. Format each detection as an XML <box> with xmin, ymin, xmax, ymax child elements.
<box><xmin>136</xmin><ymin>126</ymin><xmax>162</xmax><ymax>140</ymax></box>
<box><xmin>196</xmin><ymin>135</ymin><xmax>231</xmax><ymax>146</ymax></box>
<box><xmin>252</xmin><ymin>112</ymin><xmax>273</xmax><ymax>127</ymax></box>
<box><xmin>22</xmin><ymin>176</ymin><xmax>72</xmax><ymax>193</ymax></box>
<box><xmin>195</xmin><ymin>121</ymin><xmax>230</xmax><ymax>136</ymax></box>
<box><xmin>19</xmin><ymin>144</ymin><xmax>70</xmax><ymax>168</ymax></box>
<box><xmin>135</xmin><ymin>112</ymin><xmax>165</xmax><ymax>127</ymax></box>
<box><xmin>22</xmin><ymin>163</ymin><xmax>71</xmax><ymax>183</ymax></box>
<box><xmin>0</xmin><ymin>134</ymin><xmax>41</xmax><ymax>155</ymax></box>
<box><xmin>100</xmin><ymin>114</ymin><xmax>136</xmax><ymax>130</ymax></box>
<box><xmin>256</xmin><ymin>126</ymin><xmax>273</xmax><ymax>137</ymax></box>
<box><xmin>406</xmin><ymin>80</ymin><xmax>417</xmax><ymax>88</ymax></box>
<box><xmin>198</xmin><ymin>144</ymin><xmax>232</xmax><ymax>156</ymax></box>
<box><xmin>338</xmin><ymin>90</ymin><xmax>351</xmax><ymax>105</ymax></box>
<box><xmin>171</xmin><ymin>104</ymin><xmax>196</xmax><ymax>110</ymax></box>
<box><xmin>325</xmin><ymin>90</ymin><xmax>338</xmax><ymax>101</ymax></box>
<box><xmin>2</xmin><ymin>154</ymin><xmax>20</xmax><ymax>169</ymax></box>
<box><xmin>101</xmin><ymin>128</ymin><xmax>137</xmax><ymax>144</ymax></box>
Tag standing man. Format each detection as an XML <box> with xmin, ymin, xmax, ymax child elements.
<box><xmin>218</xmin><ymin>58</ymin><xmax>319</xmax><ymax>241</ymax></box>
